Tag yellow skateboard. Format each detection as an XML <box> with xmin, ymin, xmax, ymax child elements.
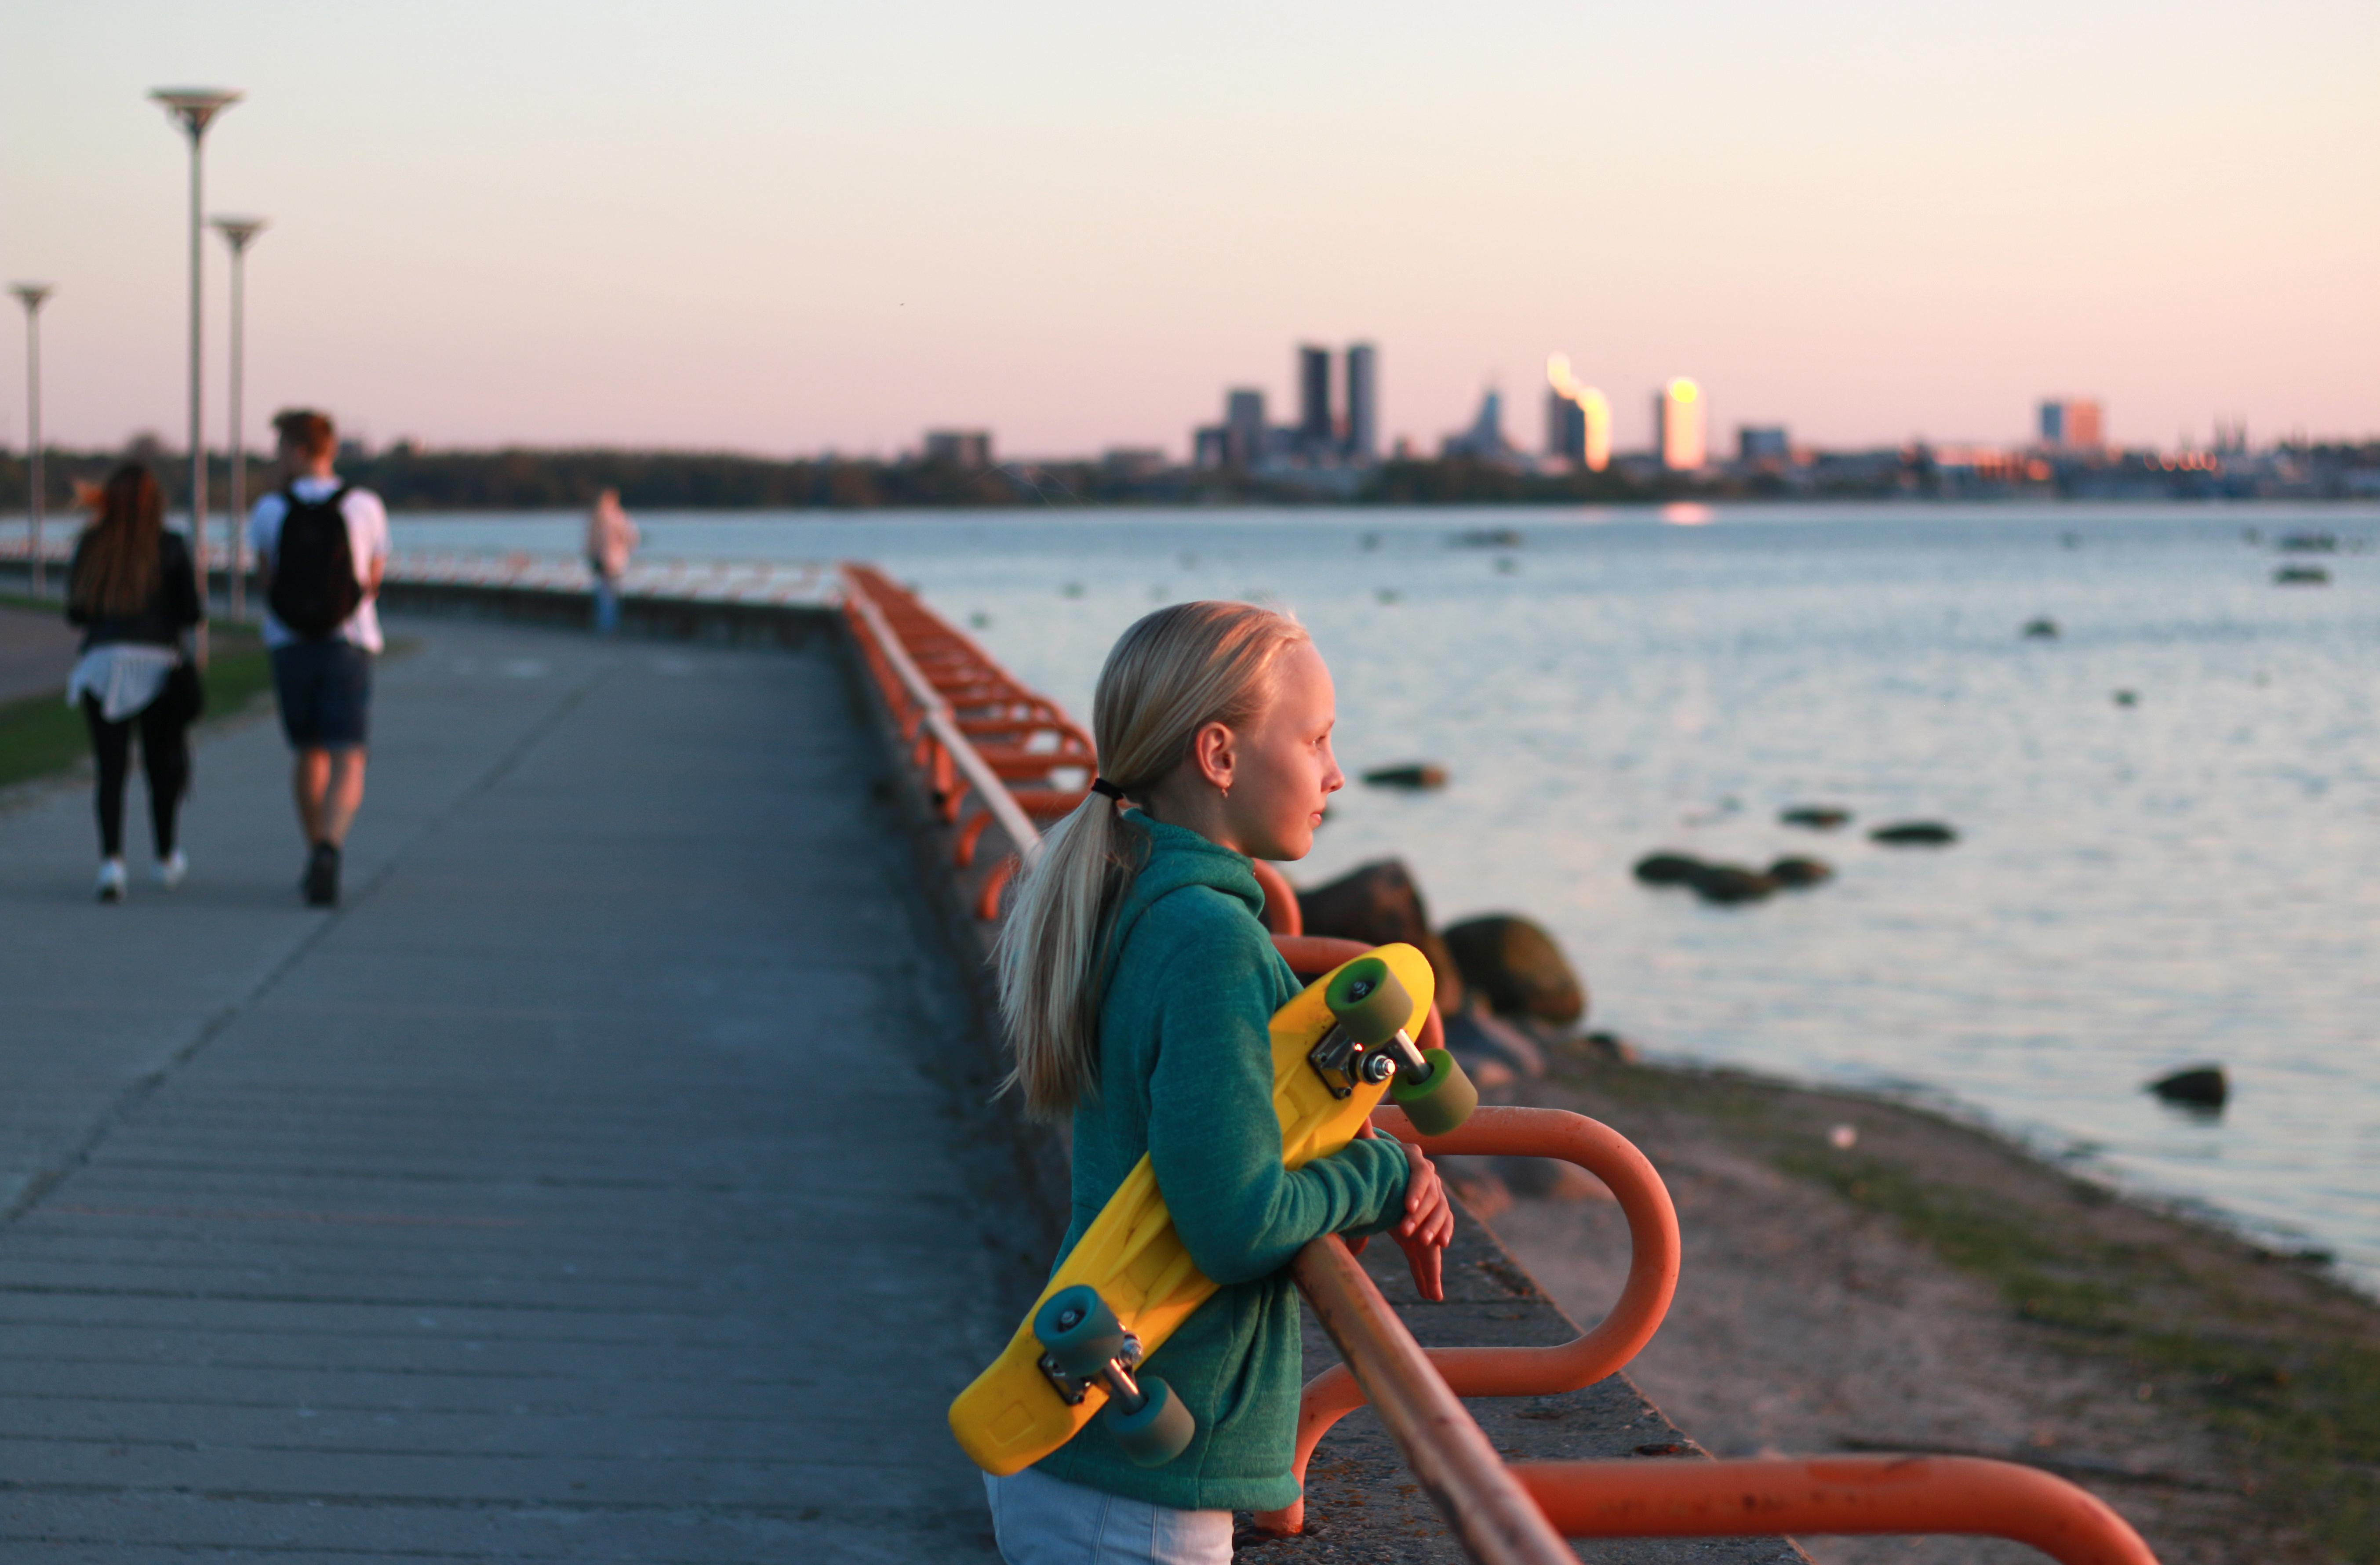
<box><xmin>950</xmin><ymin>942</ymin><xmax>1478</xmax><ymax>1474</ymax></box>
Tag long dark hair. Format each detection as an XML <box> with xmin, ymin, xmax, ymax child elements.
<box><xmin>69</xmin><ymin>465</ymin><xmax>166</xmax><ymax>618</ymax></box>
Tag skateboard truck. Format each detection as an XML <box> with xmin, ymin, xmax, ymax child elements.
<box><xmin>1037</xmin><ymin>1328</ymin><xmax>1147</xmax><ymax>1409</ymax></box>
<box><xmin>1307</xmin><ymin>1024</ymin><xmax>1433</xmax><ymax>1100</ymax></box>
<box><xmin>1029</xmin><ymin>1286</ymin><xmax>1196</xmax><ymax>1467</ymax></box>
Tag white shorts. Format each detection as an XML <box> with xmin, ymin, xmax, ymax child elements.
<box><xmin>983</xmin><ymin>1465</ymin><xmax>1231</xmax><ymax>1565</ymax></box>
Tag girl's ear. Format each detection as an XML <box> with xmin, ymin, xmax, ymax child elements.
<box><xmin>1190</xmin><ymin>719</ymin><xmax>1237</xmax><ymax>792</ymax></box>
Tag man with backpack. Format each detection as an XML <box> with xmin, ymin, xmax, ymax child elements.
<box><xmin>248</xmin><ymin>409</ymin><xmax>390</xmax><ymax>907</ymax></box>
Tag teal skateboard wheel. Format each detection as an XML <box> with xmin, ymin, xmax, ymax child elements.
<box><xmin>1034</xmin><ymin>1285</ymin><xmax>1125</xmax><ymax>1380</ymax></box>
<box><xmin>1106</xmin><ymin>1374</ymin><xmax>1195</xmax><ymax>1467</ymax></box>
<box><xmin>1325</xmin><ymin>959</ymin><xmax>1411</xmax><ymax>1048</ymax></box>
<box><xmin>1390</xmin><ymin>1047</ymin><xmax>1478</xmax><ymax>1136</ymax></box>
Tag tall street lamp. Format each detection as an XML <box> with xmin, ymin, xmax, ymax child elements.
<box><xmin>149</xmin><ymin>87</ymin><xmax>241</xmax><ymax>614</ymax></box>
<box><xmin>9</xmin><ymin>283</ymin><xmax>54</xmax><ymax>598</ymax></box>
<box><xmin>211</xmin><ymin>216</ymin><xmax>266</xmax><ymax>621</ymax></box>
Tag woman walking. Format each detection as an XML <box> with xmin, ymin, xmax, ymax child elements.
<box><xmin>64</xmin><ymin>465</ymin><xmax>204</xmax><ymax>902</ymax></box>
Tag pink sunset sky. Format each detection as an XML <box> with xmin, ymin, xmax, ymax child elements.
<box><xmin>3</xmin><ymin>0</ymin><xmax>2375</xmax><ymax>461</ymax></box>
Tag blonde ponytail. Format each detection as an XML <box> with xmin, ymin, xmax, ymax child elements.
<box><xmin>994</xmin><ymin>601</ymin><xmax>1308</xmax><ymax>1117</ymax></box>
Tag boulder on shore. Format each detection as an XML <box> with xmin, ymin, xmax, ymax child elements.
<box><xmin>1441</xmin><ymin>1006</ymin><xmax>1548</xmax><ymax>1080</ymax></box>
<box><xmin>1780</xmin><ymin>806</ymin><xmax>1852</xmax><ymax>830</ymax></box>
<box><xmin>1441</xmin><ymin>915</ymin><xmax>1587</xmax><ymax>1028</ymax></box>
<box><xmin>1870</xmin><ymin>821</ymin><xmax>1958</xmax><ymax>846</ymax></box>
<box><xmin>2150</xmin><ymin>1065</ymin><xmax>2228</xmax><ymax>1108</ymax></box>
<box><xmin>1296</xmin><ymin>859</ymin><xmax>1464</xmax><ymax>1013</ymax></box>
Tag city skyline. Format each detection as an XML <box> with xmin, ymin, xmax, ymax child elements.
<box><xmin>3</xmin><ymin>0</ymin><xmax>2375</xmax><ymax>459</ymax></box>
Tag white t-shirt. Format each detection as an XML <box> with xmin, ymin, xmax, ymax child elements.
<box><xmin>247</xmin><ymin>476</ymin><xmax>392</xmax><ymax>652</ymax></box>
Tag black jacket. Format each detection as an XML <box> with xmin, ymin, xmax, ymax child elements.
<box><xmin>66</xmin><ymin>530</ymin><xmax>204</xmax><ymax>652</ymax></box>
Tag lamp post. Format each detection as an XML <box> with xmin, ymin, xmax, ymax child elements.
<box><xmin>149</xmin><ymin>87</ymin><xmax>241</xmax><ymax>614</ymax></box>
<box><xmin>9</xmin><ymin>283</ymin><xmax>53</xmax><ymax>599</ymax></box>
<box><xmin>211</xmin><ymin>216</ymin><xmax>266</xmax><ymax>621</ymax></box>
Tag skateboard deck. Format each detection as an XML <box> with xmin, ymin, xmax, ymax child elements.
<box><xmin>950</xmin><ymin>941</ymin><xmax>1437</xmax><ymax>1476</ymax></box>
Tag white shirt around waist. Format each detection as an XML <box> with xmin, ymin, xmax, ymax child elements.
<box><xmin>247</xmin><ymin>475</ymin><xmax>391</xmax><ymax>653</ymax></box>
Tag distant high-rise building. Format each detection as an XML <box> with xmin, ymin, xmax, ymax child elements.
<box><xmin>1544</xmin><ymin>353</ymin><xmax>1611</xmax><ymax>472</ymax></box>
<box><xmin>1547</xmin><ymin>391</ymin><xmax>1586</xmax><ymax>460</ymax></box>
<box><xmin>1738</xmin><ymin>425</ymin><xmax>1790</xmax><ymax>464</ymax></box>
<box><xmin>1579</xmin><ymin>389</ymin><xmax>1610</xmax><ymax>472</ymax></box>
<box><xmin>2039</xmin><ymin>398</ymin><xmax>2105</xmax><ymax>450</ymax></box>
<box><xmin>1298</xmin><ymin>345</ymin><xmax>1332</xmax><ymax>450</ymax></box>
<box><xmin>1345</xmin><ymin>343</ymin><xmax>1378</xmax><ymax>461</ymax></box>
<box><xmin>1224</xmin><ymin>389</ymin><xmax>1267</xmax><ymax>469</ymax></box>
<box><xmin>1656</xmin><ymin>378</ymin><xmax>1705</xmax><ymax>471</ymax></box>
<box><xmin>924</xmin><ymin>430</ymin><xmax>992</xmax><ymax>468</ymax></box>
<box><xmin>1442</xmin><ymin>389</ymin><xmax>1517</xmax><ymax>462</ymax></box>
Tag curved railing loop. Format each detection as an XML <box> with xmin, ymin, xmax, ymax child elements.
<box><xmin>1514</xmin><ymin>1454</ymin><xmax>2158</xmax><ymax>1565</ymax></box>
<box><xmin>1255</xmin><ymin>1103</ymin><xmax>1682</xmax><ymax>1536</ymax></box>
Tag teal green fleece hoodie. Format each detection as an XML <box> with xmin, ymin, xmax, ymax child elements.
<box><xmin>1034</xmin><ymin>813</ymin><xmax>1412</xmax><ymax>1512</ymax></box>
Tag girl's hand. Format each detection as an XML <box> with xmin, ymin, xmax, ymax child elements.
<box><xmin>1394</xmin><ymin>1140</ymin><xmax>1454</xmax><ymax>1302</ymax></box>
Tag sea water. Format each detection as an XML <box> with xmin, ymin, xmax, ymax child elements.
<box><xmin>384</xmin><ymin>503</ymin><xmax>2380</xmax><ymax>1292</ymax></box>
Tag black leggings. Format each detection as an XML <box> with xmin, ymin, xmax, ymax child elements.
<box><xmin>82</xmin><ymin>695</ymin><xmax>190</xmax><ymax>859</ymax></box>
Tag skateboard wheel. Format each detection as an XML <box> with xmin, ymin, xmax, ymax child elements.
<box><xmin>1389</xmin><ymin>1047</ymin><xmax>1478</xmax><ymax>1135</ymax></box>
<box><xmin>1106</xmin><ymin>1374</ymin><xmax>1195</xmax><ymax>1467</ymax></box>
<box><xmin>1034</xmin><ymin>1285</ymin><xmax>1126</xmax><ymax>1379</ymax></box>
<box><xmin>1324</xmin><ymin>959</ymin><xmax>1411</xmax><ymax>1048</ymax></box>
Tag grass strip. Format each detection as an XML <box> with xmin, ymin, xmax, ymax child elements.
<box><xmin>0</xmin><ymin>616</ymin><xmax>276</xmax><ymax>792</ymax></box>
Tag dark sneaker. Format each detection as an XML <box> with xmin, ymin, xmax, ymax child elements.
<box><xmin>303</xmin><ymin>843</ymin><xmax>341</xmax><ymax>908</ymax></box>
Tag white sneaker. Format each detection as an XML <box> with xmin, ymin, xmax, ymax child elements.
<box><xmin>155</xmin><ymin>850</ymin><xmax>188</xmax><ymax>890</ymax></box>
<box><xmin>96</xmin><ymin>859</ymin><xmax>128</xmax><ymax>903</ymax></box>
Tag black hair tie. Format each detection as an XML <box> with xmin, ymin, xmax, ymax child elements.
<box><xmin>1089</xmin><ymin>777</ymin><xmax>1125</xmax><ymax>801</ymax></box>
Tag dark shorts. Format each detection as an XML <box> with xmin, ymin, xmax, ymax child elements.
<box><xmin>271</xmin><ymin>641</ymin><xmax>373</xmax><ymax>752</ymax></box>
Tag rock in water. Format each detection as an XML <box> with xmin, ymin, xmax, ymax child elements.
<box><xmin>1780</xmin><ymin>806</ymin><xmax>1852</xmax><ymax>830</ymax></box>
<box><xmin>2149</xmin><ymin>1065</ymin><xmax>2228</xmax><ymax>1107</ymax></box>
<box><xmin>1634</xmin><ymin>852</ymin><xmax>1706</xmax><ymax>884</ymax></box>
<box><xmin>1361</xmin><ymin>763</ymin><xmax>1449</xmax><ymax>789</ymax></box>
<box><xmin>2023</xmin><ymin>617</ymin><xmax>2060</xmax><ymax>639</ymax></box>
<box><xmin>1634</xmin><ymin>852</ymin><xmax>1778</xmax><ymax>904</ymax></box>
<box><xmin>1687</xmin><ymin>864</ymin><xmax>1776</xmax><ymax>904</ymax></box>
<box><xmin>1296</xmin><ymin>859</ymin><xmax>1464</xmax><ymax>1012</ymax></box>
<box><xmin>2274</xmin><ymin>565</ymin><xmax>2330</xmax><ymax>586</ymax></box>
<box><xmin>1767</xmin><ymin>855</ymin><xmax>1834</xmax><ymax>889</ymax></box>
<box><xmin>1870</xmin><ymin>821</ymin><xmax>1958</xmax><ymax>846</ymax></box>
<box><xmin>1441</xmin><ymin>915</ymin><xmax>1587</xmax><ymax>1028</ymax></box>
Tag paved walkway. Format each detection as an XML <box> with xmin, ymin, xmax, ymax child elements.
<box><xmin>0</xmin><ymin>618</ymin><xmax>1010</xmax><ymax>1562</ymax></box>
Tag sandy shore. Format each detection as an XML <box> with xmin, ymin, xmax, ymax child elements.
<box><xmin>1459</xmin><ymin>1049</ymin><xmax>2380</xmax><ymax>1565</ymax></box>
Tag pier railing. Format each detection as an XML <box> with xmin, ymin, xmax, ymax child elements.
<box><xmin>836</xmin><ymin>564</ymin><xmax>2162</xmax><ymax>1565</ymax></box>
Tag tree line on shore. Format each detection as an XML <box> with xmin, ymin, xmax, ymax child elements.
<box><xmin>5</xmin><ymin>439</ymin><xmax>2377</xmax><ymax>512</ymax></box>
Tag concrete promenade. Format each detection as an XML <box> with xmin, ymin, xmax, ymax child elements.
<box><xmin>0</xmin><ymin>617</ymin><xmax>1012</xmax><ymax>1561</ymax></box>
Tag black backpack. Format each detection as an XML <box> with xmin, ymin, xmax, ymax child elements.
<box><xmin>267</xmin><ymin>484</ymin><xmax>363</xmax><ymax>639</ymax></box>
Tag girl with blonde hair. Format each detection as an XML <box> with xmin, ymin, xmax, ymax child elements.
<box><xmin>988</xmin><ymin>600</ymin><xmax>1452</xmax><ymax>1565</ymax></box>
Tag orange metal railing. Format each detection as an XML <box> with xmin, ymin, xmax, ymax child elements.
<box><xmin>837</xmin><ymin>566</ymin><xmax>2163</xmax><ymax>1565</ymax></box>
<box><xmin>842</xmin><ymin>564</ymin><xmax>1092</xmax><ymax>910</ymax></box>
<box><xmin>1514</xmin><ymin>1455</ymin><xmax>2157</xmax><ymax>1565</ymax></box>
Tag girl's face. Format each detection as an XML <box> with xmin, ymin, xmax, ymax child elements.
<box><xmin>1212</xmin><ymin>640</ymin><xmax>1344</xmax><ymax>862</ymax></box>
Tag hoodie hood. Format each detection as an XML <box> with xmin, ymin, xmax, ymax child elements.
<box><xmin>1101</xmin><ymin>811</ymin><xmax>1265</xmax><ymax>978</ymax></box>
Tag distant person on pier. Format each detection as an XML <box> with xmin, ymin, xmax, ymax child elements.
<box><xmin>63</xmin><ymin>465</ymin><xmax>203</xmax><ymax>902</ymax></box>
<box><xmin>248</xmin><ymin>408</ymin><xmax>389</xmax><ymax>908</ymax></box>
<box><xmin>585</xmin><ymin>488</ymin><xmax>638</xmax><ymax>635</ymax></box>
